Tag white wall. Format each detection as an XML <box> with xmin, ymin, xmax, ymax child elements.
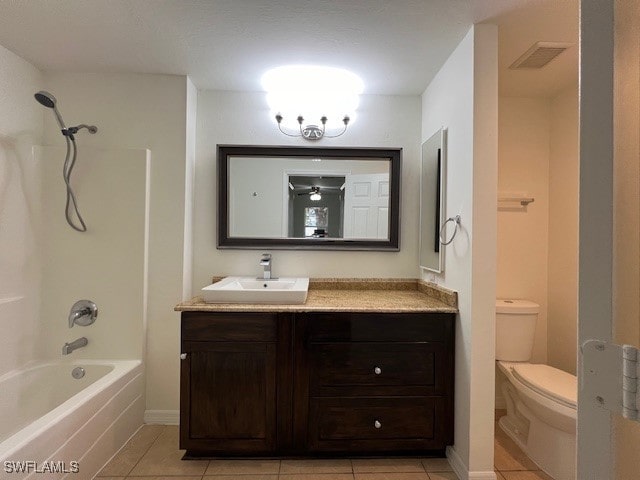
<box><xmin>547</xmin><ymin>86</ymin><xmax>579</xmax><ymax>375</ymax></box>
<box><xmin>421</xmin><ymin>25</ymin><xmax>498</xmax><ymax>477</ymax></box>
<box><xmin>497</xmin><ymin>97</ymin><xmax>550</xmax><ymax>365</ymax></box>
<box><xmin>193</xmin><ymin>91</ymin><xmax>421</xmax><ymax>287</ymax></box>
<box><xmin>36</xmin><ymin>146</ymin><xmax>149</xmax><ymax>360</ymax></box>
<box><xmin>0</xmin><ymin>44</ymin><xmax>43</xmax><ymax>376</ymax></box>
<box><xmin>183</xmin><ymin>78</ymin><xmax>197</xmax><ymax>300</ymax></box>
<box><xmin>43</xmin><ymin>73</ymin><xmax>190</xmax><ymax>411</ymax></box>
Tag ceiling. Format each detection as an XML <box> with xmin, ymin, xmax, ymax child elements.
<box><xmin>0</xmin><ymin>0</ymin><xmax>578</xmax><ymax>97</ymax></box>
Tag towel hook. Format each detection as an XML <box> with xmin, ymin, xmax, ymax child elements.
<box><xmin>439</xmin><ymin>215</ymin><xmax>461</xmax><ymax>245</ymax></box>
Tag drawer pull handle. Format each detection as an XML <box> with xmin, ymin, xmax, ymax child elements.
<box><xmin>374</xmin><ymin>366</ymin><xmax>382</xmax><ymax>375</ymax></box>
<box><xmin>180</xmin><ymin>353</ymin><xmax>187</xmax><ymax>360</ymax></box>
<box><xmin>374</xmin><ymin>420</ymin><xmax>382</xmax><ymax>429</ymax></box>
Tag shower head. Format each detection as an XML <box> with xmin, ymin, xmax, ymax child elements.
<box><xmin>34</xmin><ymin>91</ymin><xmax>56</xmax><ymax>108</ymax></box>
<box><xmin>34</xmin><ymin>90</ymin><xmax>67</xmax><ymax>130</ymax></box>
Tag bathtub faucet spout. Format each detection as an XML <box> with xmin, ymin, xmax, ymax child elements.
<box><xmin>62</xmin><ymin>337</ymin><xmax>88</xmax><ymax>355</ymax></box>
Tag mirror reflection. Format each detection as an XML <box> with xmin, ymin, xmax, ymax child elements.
<box><xmin>420</xmin><ymin>128</ymin><xmax>447</xmax><ymax>272</ymax></box>
<box><xmin>288</xmin><ymin>176</ymin><xmax>344</xmax><ymax>238</ymax></box>
<box><xmin>218</xmin><ymin>146</ymin><xmax>401</xmax><ymax>250</ymax></box>
<box><xmin>228</xmin><ymin>156</ymin><xmax>390</xmax><ymax>239</ymax></box>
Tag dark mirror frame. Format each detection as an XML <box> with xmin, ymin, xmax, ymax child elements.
<box><xmin>218</xmin><ymin>145</ymin><xmax>401</xmax><ymax>250</ymax></box>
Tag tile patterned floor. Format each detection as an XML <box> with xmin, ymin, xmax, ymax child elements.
<box><xmin>94</xmin><ymin>411</ymin><xmax>554</xmax><ymax>480</ymax></box>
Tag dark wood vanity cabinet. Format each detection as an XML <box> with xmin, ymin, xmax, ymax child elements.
<box><xmin>294</xmin><ymin>312</ymin><xmax>454</xmax><ymax>454</ymax></box>
<box><xmin>180</xmin><ymin>312</ymin><xmax>279</xmax><ymax>455</ymax></box>
<box><xmin>180</xmin><ymin>310</ymin><xmax>454</xmax><ymax>457</ymax></box>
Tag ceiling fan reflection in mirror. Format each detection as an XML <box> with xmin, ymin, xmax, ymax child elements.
<box><xmin>297</xmin><ymin>186</ymin><xmax>322</xmax><ymax>201</ymax></box>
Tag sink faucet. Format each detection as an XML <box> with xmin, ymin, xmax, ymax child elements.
<box><xmin>62</xmin><ymin>337</ymin><xmax>88</xmax><ymax>355</ymax></box>
<box><xmin>259</xmin><ymin>253</ymin><xmax>275</xmax><ymax>280</ymax></box>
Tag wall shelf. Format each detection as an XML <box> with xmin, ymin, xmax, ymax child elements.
<box><xmin>498</xmin><ymin>192</ymin><xmax>535</xmax><ymax>211</ymax></box>
<box><xmin>498</xmin><ymin>196</ymin><xmax>535</xmax><ymax>206</ymax></box>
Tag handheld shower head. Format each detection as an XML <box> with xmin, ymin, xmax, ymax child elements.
<box><xmin>34</xmin><ymin>90</ymin><xmax>67</xmax><ymax>130</ymax></box>
<box><xmin>34</xmin><ymin>91</ymin><xmax>56</xmax><ymax>108</ymax></box>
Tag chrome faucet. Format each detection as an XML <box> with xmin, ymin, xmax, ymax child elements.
<box><xmin>259</xmin><ymin>253</ymin><xmax>276</xmax><ymax>280</ymax></box>
<box><xmin>62</xmin><ymin>337</ymin><xmax>88</xmax><ymax>355</ymax></box>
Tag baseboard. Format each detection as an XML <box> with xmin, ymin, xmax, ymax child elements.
<box><xmin>446</xmin><ymin>446</ymin><xmax>497</xmax><ymax>480</ymax></box>
<box><xmin>447</xmin><ymin>446</ymin><xmax>469</xmax><ymax>480</ymax></box>
<box><xmin>144</xmin><ymin>409</ymin><xmax>179</xmax><ymax>425</ymax></box>
<box><xmin>469</xmin><ymin>472</ymin><xmax>498</xmax><ymax>480</ymax></box>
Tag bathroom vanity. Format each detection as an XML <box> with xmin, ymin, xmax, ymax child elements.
<box><xmin>175</xmin><ymin>280</ymin><xmax>457</xmax><ymax>457</ymax></box>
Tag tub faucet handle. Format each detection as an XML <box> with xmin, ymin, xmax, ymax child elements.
<box><xmin>69</xmin><ymin>300</ymin><xmax>98</xmax><ymax>328</ymax></box>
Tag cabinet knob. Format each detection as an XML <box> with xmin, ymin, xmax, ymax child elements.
<box><xmin>180</xmin><ymin>353</ymin><xmax>187</xmax><ymax>360</ymax></box>
<box><xmin>374</xmin><ymin>420</ymin><xmax>382</xmax><ymax>429</ymax></box>
<box><xmin>374</xmin><ymin>366</ymin><xmax>382</xmax><ymax>375</ymax></box>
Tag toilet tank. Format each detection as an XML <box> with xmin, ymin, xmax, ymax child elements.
<box><xmin>496</xmin><ymin>299</ymin><xmax>539</xmax><ymax>361</ymax></box>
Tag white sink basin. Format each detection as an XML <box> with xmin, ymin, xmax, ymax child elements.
<box><xmin>201</xmin><ymin>276</ymin><xmax>309</xmax><ymax>304</ymax></box>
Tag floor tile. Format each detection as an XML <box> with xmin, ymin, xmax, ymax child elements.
<box><xmin>421</xmin><ymin>458</ymin><xmax>453</xmax><ymax>472</ymax></box>
<box><xmin>94</xmin><ymin>410</ymin><xmax>555</xmax><ymax>479</ymax></box>
<box><xmin>126</xmin><ymin>477</ymin><xmax>202</xmax><ymax>480</ymax></box>
<box><xmin>279</xmin><ymin>475</ymin><xmax>354</xmax><ymax>480</ymax></box>
<box><xmin>203</xmin><ymin>476</ymin><xmax>278</xmax><ymax>480</ymax></box>
<box><xmin>97</xmin><ymin>424</ymin><xmax>165</xmax><ymax>476</ymax></box>
<box><xmin>494</xmin><ymin>426</ymin><xmax>539</xmax><ymax>471</ymax></box>
<box><xmin>352</xmin><ymin>458</ymin><xmax>424</xmax><ymax>473</ymax></box>
<box><xmin>427</xmin><ymin>473</ymin><xmax>459</xmax><ymax>480</ymax></box>
<box><xmin>206</xmin><ymin>459</ymin><xmax>280</xmax><ymax>475</ymax></box>
<box><xmin>499</xmin><ymin>471</ymin><xmax>553</xmax><ymax>480</ymax></box>
<box><xmin>280</xmin><ymin>459</ymin><xmax>352</xmax><ymax>474</ymax></box>
<box><xmin>494</xmin><ymin>443</ymin><xmax>538</xmax><ymax>471</ymax></box>
<box><xmin>128</xmin><ymin>426</ymin><xmax>208</xmax><ymax>476</ymax></box>
<box><xmin>354</xmin><ymin>473</ymin><xmax>429</xmax><ymax>480</ymax></box>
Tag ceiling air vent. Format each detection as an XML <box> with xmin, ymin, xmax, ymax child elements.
<box><xmin>509</xmin><ymin>42</ymin><xmax>573</xmax><ymax>69</ymax></box>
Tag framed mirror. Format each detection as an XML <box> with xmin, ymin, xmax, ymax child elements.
<box><xmin>218</xmin><ymin>145</ymin><xmax>401</xmax><ymax>250</ymax></box>
<box><xmin>420</xmin><ymin>128</ymin><xmax>447</xmax><ymax>272</ymax></box>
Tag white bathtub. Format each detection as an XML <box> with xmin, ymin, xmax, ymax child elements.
<box><xmin>0</xmin><ymin>359</ymin><xmax>144</xmax><ymax>480</ymax></box>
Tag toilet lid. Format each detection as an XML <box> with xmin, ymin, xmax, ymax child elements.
<box><xmin>512</xmin><ymin>363</ymin><xmax>577</xmax><ymax>409</ymax></box>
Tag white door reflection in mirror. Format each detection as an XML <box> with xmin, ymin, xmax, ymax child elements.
<box><xmin>343</xmin><ymin>174</ymin><xmax>390</xmax><ymax>239</ymax></box>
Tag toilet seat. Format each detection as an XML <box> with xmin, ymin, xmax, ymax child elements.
<box><xmin>511</xmin><ymin>363</ymin><xmax>577</xmax><ymax>409</ymax></box>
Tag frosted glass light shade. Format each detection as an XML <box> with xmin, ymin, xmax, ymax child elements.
<box><xmin>262</xmin><ymin>65</ymin><xmax>363</xmax><ymax>130</ymax></box>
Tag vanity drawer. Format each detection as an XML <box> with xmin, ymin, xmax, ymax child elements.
<box><xmin>181</xmin><ymin>312</ymin><xmax>277</xmax><ymax>342</ymax></box>
<box><xmin>303</xmin><ymin>312</ymin><xmax>453</xmax><ymax>343</ymax></box>
<box><xmin>309</xmin><ymin>342</ymin><xmax>446</xmax><ymax>396</ymax></box>
<box><xmin>308</xmin><ymin>397</ymin><xmax>447</xmax><ymax>452</ymax></box>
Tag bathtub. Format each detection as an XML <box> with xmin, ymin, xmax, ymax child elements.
<box><xmin>0</xmin><ymin>359</ymin><xmax>144</xmax><ymax>480</ymax></box>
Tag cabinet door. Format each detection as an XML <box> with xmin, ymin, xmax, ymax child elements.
<box><xmin>180</xmin><ymin>341</ymin><xmax>277</xmax><ymax>454</ymax></box>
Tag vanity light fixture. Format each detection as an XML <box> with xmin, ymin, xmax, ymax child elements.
<box><xmin>262</xmin><ymin>65</ymin><xmax>363</xmax><ymax>141</ymax></box>
<box><xmin>275</xmin><ymin>113</ymin><xmax>350</xmax><ymax>141</ymax></box>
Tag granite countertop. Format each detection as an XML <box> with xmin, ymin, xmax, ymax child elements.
<box><xmin>175</xmin><ymin>278</ymin><xmax>458</xmax><ymax>313</ymax></box>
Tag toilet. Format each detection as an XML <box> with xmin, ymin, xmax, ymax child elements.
<box><xmin>496</xmin><ymin>299</ymin><xmax>576</xmax><ymax>480</ymax></box>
